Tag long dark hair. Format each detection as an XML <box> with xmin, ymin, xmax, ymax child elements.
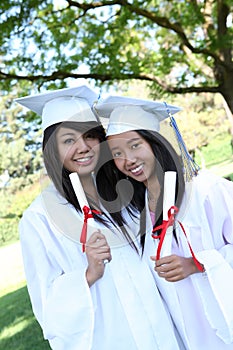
<box><xmin>97</xmin><ymin>129</ymin><xmax>185</xmax><ymax>252</ymax></box>
<box><xmin>42</xmin><ymin>121</ymin><xmax>137</xmax><ymax>247</ymax></box>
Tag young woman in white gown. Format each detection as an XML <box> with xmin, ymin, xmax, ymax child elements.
<box><xmin>16</xmin><ymin>86</ymin><xmax>184</xmax><ymax>350</ymax></box>
<box><xmin>95</xmin><ymin>95</ymin><xmax>233</xmax><ymax>350</ymax></box>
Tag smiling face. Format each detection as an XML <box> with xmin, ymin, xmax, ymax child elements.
<box><xmin>56</xmin><ymin>126</ymin><xmax>100</xmax><ymax>178</ymax></box>
<box><xmin>107</xmin><ymin>130</ymin><xmax>156</xmax><ymax>185</ymax></box>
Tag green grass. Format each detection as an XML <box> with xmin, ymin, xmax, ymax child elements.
<box><xmin>195</xmin><ymin>133</ymin><xmax>233</xmax><ymax>178</ymax></box>
<box><xmin>0</xmin><ymin>242</ymin><xmax>50</xmax><ymax>350</ymax></box>
<box><xmin>0</xmin><ymin>287</ymin><xmax>50</xmax><ymax>350</ymax></box>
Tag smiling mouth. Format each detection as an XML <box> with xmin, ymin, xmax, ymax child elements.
<box><xmin>129</xmin><ymin>164</ymin><xmax>144</xmax><ymax>174</ymax></box>
<box><xmin>74</xmin><ymin>156</ymin><xmax>92</xmax><ymax>164</ymax></box>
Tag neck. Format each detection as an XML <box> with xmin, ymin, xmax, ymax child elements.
<box><xmin>146</xmin><ymin>176</ymin><xmax>161</xmax><ymax>212</ymax></box>
<box><xmin>81</xmin><ymin>174</ymin><xmax>94</xmax><ymax>190</ymax></box>
<box><xmin>80</xmin><ymin>174</ymin><xmax>99</xmax><ymax>205</ymax></box>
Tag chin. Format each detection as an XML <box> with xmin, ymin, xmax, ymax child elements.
<box><xmin>78</xmin><ymin>168</ymin><xmax>96</xmax><ymax>177</ymax></box>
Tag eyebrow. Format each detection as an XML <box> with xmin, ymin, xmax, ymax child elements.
<box><xmin>58</xmin><ymin>132</ymin><xmax>76</xmax><ymax>138</ymax></box>
<box><xmin>110</xmin><ymin>137</ymin><xmax>141</xmax><ymax>151</ymax></box>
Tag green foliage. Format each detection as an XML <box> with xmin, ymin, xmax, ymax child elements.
<box><xmin>0</xmin><ymin>216</ymin><xmax>19</xmax><ymax>245</ymax></box>
<box><xmin>0</xmin><ymin>178</ymin><xmax>41</xmax><ymax>244</ymax></box>
<box><xmin>0</xmin><ymin>0</ymin><xmax>232</xmax><ymax>114</ymax></box>
<box><xmin>171</xmin><ymin>93</ymin><xmax>231</xmax><ymax>152</ymax></box>
<box><xmin>0</xmin><ymin>93</ymin><xmax>43</xmax><ymax>180</ymax></box>
<box><xmin>195</xmin><ymin>133</ymin><xmax>233</xmax><ymax>168</ymax></box>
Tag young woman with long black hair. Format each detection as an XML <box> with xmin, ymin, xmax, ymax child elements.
<box><xmin>96</xmin><ymin>95</ymin><xmax>233</xmax><ymax>350</ymax></box>
<box><xmin>16</xmin><ymin>86</ymin><xmax>184</xmax><ymax>350</ymax></box>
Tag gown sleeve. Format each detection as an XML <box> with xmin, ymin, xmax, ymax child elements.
<box><xmin>193</xmin><ymin>176</ymin><xmax>233</xmax><ymax>343</ymax></box>
<box><xmin>19</xmin><ymin>208</ymin><xmax>95</xmax><ymax>350</ymax></box>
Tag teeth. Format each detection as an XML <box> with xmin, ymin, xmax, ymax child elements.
<box><xmin>130</xmin><ymin>164</ymin><xmax>143</xmax><ymax>173</ymax></box>
<box><xmin>76</xmin><ymin>157</ymin><xmax>91</xmax><ymax>163</ymax></box>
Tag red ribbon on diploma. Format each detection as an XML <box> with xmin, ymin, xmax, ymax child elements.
<box><xmin>152</xmin><ymin>206</ymin><xmax>178</xmax><ymax>260</ymax></box>
<box><xmin>81</xmin><ymin>205</ymin><xmax>101</xmax><ymax>252</ymax></box>
<box><xmin>152</xmin><ymin>205</ymin><xmax>204</xmax><ymax>272</ymax></box>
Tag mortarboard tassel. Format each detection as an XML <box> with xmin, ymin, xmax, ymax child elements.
<box><xmin>164</xmin><ymin>102</ymin><xmax>200</xmax><ymax>182</ymax></box>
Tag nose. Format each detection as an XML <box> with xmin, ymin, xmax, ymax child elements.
<box><xmin>124</xmin><ymin>151</ymin><xmax>137</xmax><ymax>166</ymax></box>
<box><xmin>74</xmin><ymin>136</ymin><xmax>90</xmax><ymax>153</ymax></box>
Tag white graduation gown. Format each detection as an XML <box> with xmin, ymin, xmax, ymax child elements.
<box><xmin>19</xmin><ymin>183</ymin><xmax>185</xmax><ymax>350</ymax></box>
<box><xmin>144</xmin><ymin>170</ymin><xmax>233</xmax><ymax>350</ymax></box>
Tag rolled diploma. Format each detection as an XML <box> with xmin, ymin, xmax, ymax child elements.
<box><xmin>160</xmin><ymin>171</ymin><xmax>176</xmax><ymax>257</ymax></box>
<box><xmin>69</xmin><ymin>172</ymin><xmax>95</xmax><ymax>235</ymax></box>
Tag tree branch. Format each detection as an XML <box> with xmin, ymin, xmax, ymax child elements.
<box><xmin>0</xmin><ymin>69</ymin><xmax>219</xmax><ymax>94</ymax></box>
<box><xmin>65</xmin><ymin>0</ymin><xmax>232</xmax><ymax>71</ymax></box>
<box><xmin>66</xmin><ymin>0</ymin><xmax>116</xmax><ymax>11</ymax></box>
<box><xmin>119</xmin><ymin>0</ymin><xmax>229</xmax><ymax>66</ymax></box>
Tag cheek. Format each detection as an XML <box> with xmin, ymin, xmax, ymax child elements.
<box><xmin>114</xmin><ymin>158</ymin><xmax>124</xmax><ymax>172</ymax></box>
<box><xmin>149</xmin><ymin>152</ymin><xmax>156</xmax><ymax>169</ymax></box>
<box><xmin>57</xmin><ymin>145</ymin><xmax>72</xmax><ymax>163</ymax></box>
<box><xmin>91</xmin><ymin>142</ymin><xmax>101</xmax><ymax>159</ymax></box>
<box><xmin>89</xmin><ymin>139</ymin><xmax>100</xmax><ymax>150</ymax></box>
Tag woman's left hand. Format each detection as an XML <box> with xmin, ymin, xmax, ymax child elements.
<box><xmin>85</xmin><ymin>231</ymin><xmax>112</xmax><ymax>287</ymax></box>
<box><xmin>150</xmin><ymin>254</ymin><xmax>199</xmax><ymax>282</ymax></box>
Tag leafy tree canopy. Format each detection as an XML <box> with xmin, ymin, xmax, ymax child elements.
<box><xmin>0</xmin><ymin>0</ymin><xmax>232</xmax><ymax>113</ymax></box>
<box><xmin>0</xmin><ymin>93</ymin><xmax>42</xmax><ymax>191</ymax></box>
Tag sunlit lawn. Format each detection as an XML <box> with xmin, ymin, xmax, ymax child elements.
<box><xmin>0</xmin><ymin>242</ymin><xmax>50</xmax><ymax>350</ymax></box>
<box><xmin>196</xmin><ymin>133</ymin><xmax>233</xmax><ymax>179</ymax></box>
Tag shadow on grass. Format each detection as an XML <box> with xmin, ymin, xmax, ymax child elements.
<box><xmin>0</xmin><ymin>286</ymin><xmax>50</xmax><ymax>350</ymax></box>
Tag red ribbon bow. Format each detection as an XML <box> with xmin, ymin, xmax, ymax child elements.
<box><xmin>152</xmin><ymin>205</ymin><xmax>179</xmax><ymax>260</ymax></box>
<box><xmin>151</xmin><ymin>205</ymin><xmax>204</xmax><ymax>272</ymax></box>
<box><xmin>80</xmin><ymin>205</ymin><xmax>101</xmax><ymax>252</ymax></box>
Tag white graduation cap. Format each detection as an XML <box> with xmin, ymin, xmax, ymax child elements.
<box><xmin>95</xmin><ymin>95</ymin><xmax>199</xmax><ymax>181</ymax></box>
<box><xmin>15</xmin><ymin>85</ymin><xmax>99</xmax><ymax>131</ymax></box>
<box><xmin>94</xmin><ymin>95</ymin><xmax>181</xmax><ymax>136</ymax></box>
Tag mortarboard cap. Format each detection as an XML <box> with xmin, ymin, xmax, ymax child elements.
<box><xmin>95</xmin><ymin>95</ymin><xmax>199</xmax><ymax>181</ymax></box>
<box><xmin>15</xmin><ymin>85</ymin><xmax>98</xmax><ymax>131</ymax></box>
<box><xmin>94</xmin><ymin>95</ymin><xmax>181</xmax><ymax>136</ymax></box>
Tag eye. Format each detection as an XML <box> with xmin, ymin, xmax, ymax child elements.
<box><xmin>64</xmin><ymin>138</ymin><xmax>75</xmax><ymax>145</ymax></box>
<box><xmin>84</xmin><ymin>132</ymin><xmax>96</xmax><ymax>140</ymax></box>
<box><xmin>112</xmin><ymin>151</ymin><xmax>121</xmax><ymax>158</ymax></box>
<box><xmin>131</xmin><ymin>142</ymin><xmax>140</xmax><ymax>149</ymax></box>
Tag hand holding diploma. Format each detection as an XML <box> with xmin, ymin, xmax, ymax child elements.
<box><xmin>151</xmin><ymin>171</ymin><xmax>204</xmax><ymax>277</ymax></box>
<box><xmin>69</xmin><ymin>172</ymin><xmax>111</xmax><ymax>277</ymax></box>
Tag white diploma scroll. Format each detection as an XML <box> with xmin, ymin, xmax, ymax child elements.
<box><xmin>69</xmin><ymin>172</ymin><xmax>95</xmax><ymax>229</ymax></box>
<box><xmin>160</xmin><ymin>171</ymin><xmax>177</xmax><ymax>257</ymax></box>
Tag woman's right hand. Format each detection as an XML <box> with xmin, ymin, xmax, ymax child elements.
<box><xmin>85</xmin><ymin>231</ymin><xmax>112</xmax><ymax>287</ymax></box>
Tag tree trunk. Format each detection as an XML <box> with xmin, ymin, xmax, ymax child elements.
<box><xmin>222</xmin><ymin>96</ymin><xmax>233</xmax><ymax>155</ymax></box>
<box><xmin>215</xmin><ymin>61</ymin><xmax>233</xmax><ymax>146</ymax></box>
<box><xmin>220</xmin><ymin>72</ymin><xmax>233</xmax><ymax>115</ymax></box>
<box><xmin>216</xmin><ymin>1</ymin><xmax>233</xmax><ymax>114</ymax></box>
